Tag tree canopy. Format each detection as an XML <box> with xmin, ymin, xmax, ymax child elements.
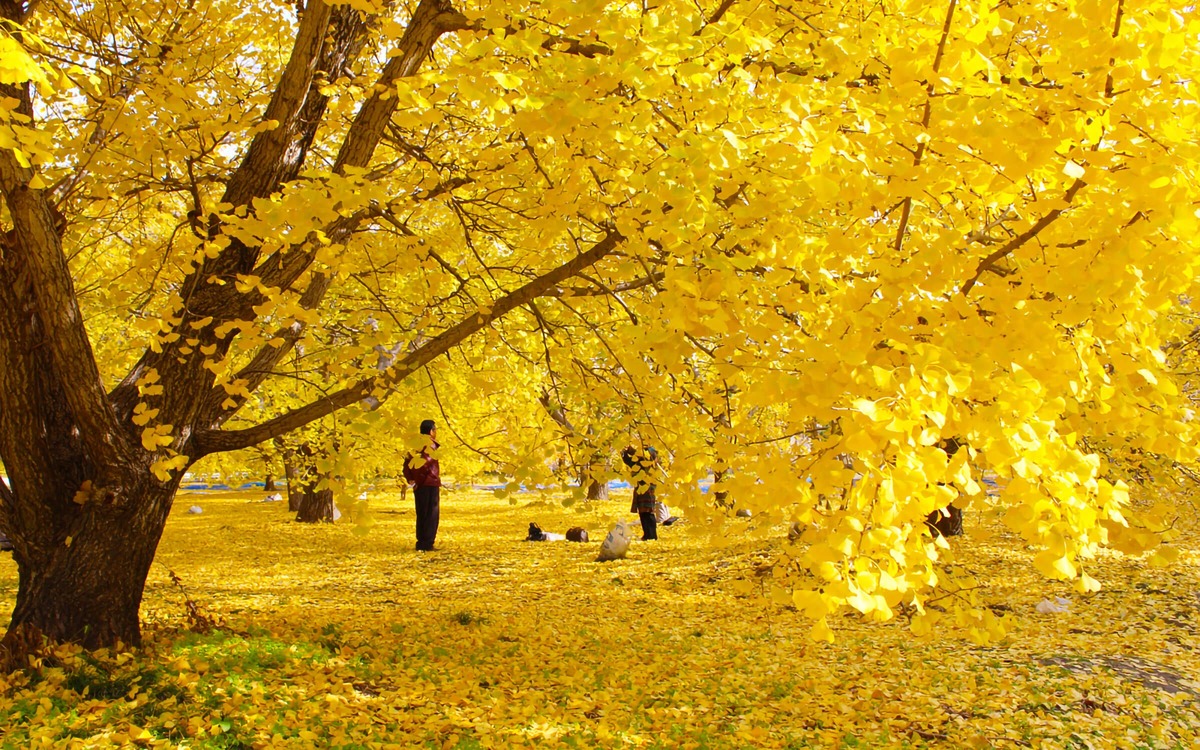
<box><xmin>0</xmin><ymin>0</ymin><xmax>1198</xmax><ymax>652</ymax></box>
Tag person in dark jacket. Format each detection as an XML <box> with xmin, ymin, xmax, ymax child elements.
<box><xmin>403</xmin><ymin>419</ymin><xmax>442</xmax><ymax>551</ymax></box>
<box><xmin>622</xmin><ymin>445</ymin><xmax>659</xmax><ymax>541</ymax></box>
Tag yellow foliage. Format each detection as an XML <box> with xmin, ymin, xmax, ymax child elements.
<box><xmin>1</xmin><ymin>488</ymin><xmax>1197</xmax><ymax>748</ymax></box>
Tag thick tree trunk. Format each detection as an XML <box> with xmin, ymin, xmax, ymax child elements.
<box><xmin>295</xmin><ymin>485</ymin><xmax>336</xmax><ymax>523</ymax></box>
<box><xmin>0</xmin><ymin>471</ymin><xmax>178</xmax><ymax>666</ymax></box>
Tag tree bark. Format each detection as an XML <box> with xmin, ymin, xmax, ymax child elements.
<box><xmin>264</xmin><ymin>473</ymin><xmax>276</xmax><ymax>492</ymax></box>
<box><xmin>283</xmin><ymin>450</ymin><xmax>302</xmax><ymax>513</ymax></box>
<box><xmin>295</xmin><ymin>484</ymin><xmax>336</xmax><ymax>523</ymax></box>
<box><xmin>925</xmin><ymin>505</ymin><xmax>964</xmax><ymax>538</ymax></box>
<box><xmin>290</xmin><ymin>443</ymin><xmax>336</xmax><ymax>523</ymax></box>
<box><xmin>586</xmin><ymin>478</ymin><xmax>609</xmax><ymax>502</ymax></box>
<box><xmin>712</xmin><ymin>469</ymin><xmax>731</xmax><ymax>508</ymax></box>
<box><xmin>0</xmin><ymin>471</ymin><xmax>178</xmax><ymax>666</ymax></box>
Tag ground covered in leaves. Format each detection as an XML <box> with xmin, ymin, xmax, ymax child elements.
<box><xmin>1</xmin><ymin>488</ymin><xmax>1198</xmax><ymax>749</ymax></box>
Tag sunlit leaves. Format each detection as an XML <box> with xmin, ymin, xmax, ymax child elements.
<box><xmin>7</xmin><ymin>0</ymin><xmax>1198</xmax><ymax>647</ymax></box>
<box><xmin>4</xmin><ymin>489</ymin><xmax>1199</xmax><ymax>747</ymax></box>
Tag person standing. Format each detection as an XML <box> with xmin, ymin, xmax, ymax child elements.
<box><xmin>403</xmin><ymin>419</ymin><xmax>441</xmax><ymax>551</ymax></box>
<box><xmin>622</xmin><ymin>445</ymin><xmax>659</xmax><ymax>541</ymax></box>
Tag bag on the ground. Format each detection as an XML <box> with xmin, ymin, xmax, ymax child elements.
<box><xmin>566</xmin><ymin>527</ymin><xmax>589</xmax><ymax>543</ymax></box>
<box><xmin>653</xmin><ymin>501</ymin><xmax>671</xmax><ymax>524</ymax></box>
<box><xmin>596</xmin><ymin>520</ymin><xmax>631</xmax><ymax>561</ymax></box>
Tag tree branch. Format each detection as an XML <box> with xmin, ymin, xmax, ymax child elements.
<box><xmin>546</xmin><ymin>271</ymin><xmax>665</xmax><ymax>298</ymax></box>
<box><xmin>333</xmin><ymin>0</ymin><xmax>470</xmax><ymax>174</ymax></box>
<box><xmin>220</xmin><ymin>0</ymin><xmax>334</xmax><ymax>206</ymax></box>
<box><xmin>960</xmin><ymin>178</ymin><xmax>1085</xmax><ymax>296</ymax></box>
<box><xmin>0</xmin><ymin>150</ymin><xmax>132</xmax><ymax>469</ymax></box>
<box><xmin>704</xmin><ymin>0</ymin><xmax>737</xmax><ymax>28</ymax></box>
<box><xmin>893</xmin><ymin>0</ymin><xmax>958</xmax><ymax>254</ymax></box>
<box><xmin>200</xmin><ymin>272</ymin><xmax>335</xmax><ymax>427</ymax></box>
<box><xmin>190</xmin><ymin>231</ymin><xmax>625</xmax><ymax>455</ymax></box>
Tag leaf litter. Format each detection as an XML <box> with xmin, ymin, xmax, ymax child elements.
<box><xmin>0</xmin><ymin>488</ymin><xmax>1197</xmax><ymax>748</ymax></box>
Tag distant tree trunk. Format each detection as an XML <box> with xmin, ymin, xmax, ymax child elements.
<box><xmin>925</xmin><ymin>439</ymin><xmax>966</xmax><ymax>537</ymax></box>
<box><xmin>581</xmin><ymin>450</ymin><xmax>609</xmax><ymax>501</ymax></box>
<box><xmin>295</xmin><ymin>484</ymin><xmax>335</xmax><ymax>523</ymax></box>
<box><xmin>293</xmin><ymin>443</ymin><xmax>335</xmax><ymax>523</ymax></box>
<box><xmin>283</xmin><ymin>452</ymin><xmax>302</xmax><ymax>513</ymax></box>
<box><xmin>264</xmin><ymin>473</ymin><xmax>276</xmax><ymax>492</ymax></box>
<box><xmin>712</xmin><ymin>468</ymin><xmax>731</xmax><ymax>508</ymax></box>
<box><xmin>925</xmin><ymin>505</ymin><xmax>964</xmax><ymax>537</ymax></box>
<box><xmin>586</xmin><ymin>477</ymin><xmax>609</xmax><ymax>501</ymax></box>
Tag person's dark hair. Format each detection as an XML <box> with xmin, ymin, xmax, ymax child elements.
<box><xmin>420</xmin><ymin>419</ymin><xmax>436</xmax><ymax>435</ymax></box>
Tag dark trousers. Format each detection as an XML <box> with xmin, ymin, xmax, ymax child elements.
<box><xmin>638</xmin><ymin>512</ymin><xmax>658</xmax><ymax>541</ymax></box>
<box><xmin>414</xmin><ymin>486</ymin><xmax>440</xmax><ymax>550</ymax></box>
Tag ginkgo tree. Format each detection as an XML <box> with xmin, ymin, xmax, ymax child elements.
<box><xmin>1</xmin><ymin>0</ymin><xmax>1198</xmax><ymax>662</ymax></box>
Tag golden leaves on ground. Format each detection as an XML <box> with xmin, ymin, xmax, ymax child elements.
<box><xmin>1</xmin><ymin>489</ymin><xmax>1198</xmax><ymax>748</ymax></box>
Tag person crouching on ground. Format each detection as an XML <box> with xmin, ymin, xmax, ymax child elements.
<box><xmin>622</xmin><ymin>444</ymin><xmax>659</xmax><ymax>541</ymax></box>
<box><xmin>403</xmin><ymin>419</ymin><xmax>441</xmax><ymax>551</ymax></box>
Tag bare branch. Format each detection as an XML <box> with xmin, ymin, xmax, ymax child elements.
<box><xmin>893</xmin><ymin>0</ymin><xmax>958</xmax><ymax>255</ymax></box>
<box><xmin>546</xmin><ymin>271</ymin><xmax>665</xmax><ymax>298</ymax></box>
<box><xmin>961</xmin><ymin>178</ymin><xmax>1086</xmax><ymax>296</ymax></box>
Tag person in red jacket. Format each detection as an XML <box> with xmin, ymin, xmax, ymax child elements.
<box><xmin>403</xmin><ymin>419</ymin><xmax>441</xmax><ymax>551</ymax></box>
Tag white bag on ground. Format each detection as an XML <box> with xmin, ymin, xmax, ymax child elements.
<box><xmin>1036</xmin><ymin>596</ymin><xmax>1071</xmax><ymax>614</ymax></box>
<box><xmin>597</xmin><ymin>520</ymin><xmax>631</xmax><ymax>562</ymax></box>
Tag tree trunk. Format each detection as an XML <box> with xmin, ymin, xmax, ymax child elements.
<box><xmin>264</xmin><ymin>473</ymin><xmax>276</xmax><ymax>492</ymax></box>
<box><xmin>295</xmin><ymin>484</ymin><xmax>335</xmax><ymax>523</ymax></box>
<box><xmin>712</xmin><ymin>469</ymin><xmax>731</xmax><ymax>508</ymax></box>
<box><xmin>0</xmin><ymin>472</ymin><xmax>178</xmax><ymax>665</ymax></box>
<box><xmin>290</xmin><ymin>442</ymin><xmax>337</xmax><ymax>522</ymax></box>
<box><xmin>283</xmin><ymin>453</ymin><xmax>302</xmax><ymax>513</ymax></box>
<box><xmin>586</xmin><ymin>478</ymin><xmax>609</xmax><ymax>502</ymax></box>
<box><xmin>925</xmin><ymin>505</ymin><xmax>964</xmax><ymax>538</ymax></box>
<box><xmin>579</xmin><ymin>451</ymin><xmax>609</xmax><ymax>502</ymax></box>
